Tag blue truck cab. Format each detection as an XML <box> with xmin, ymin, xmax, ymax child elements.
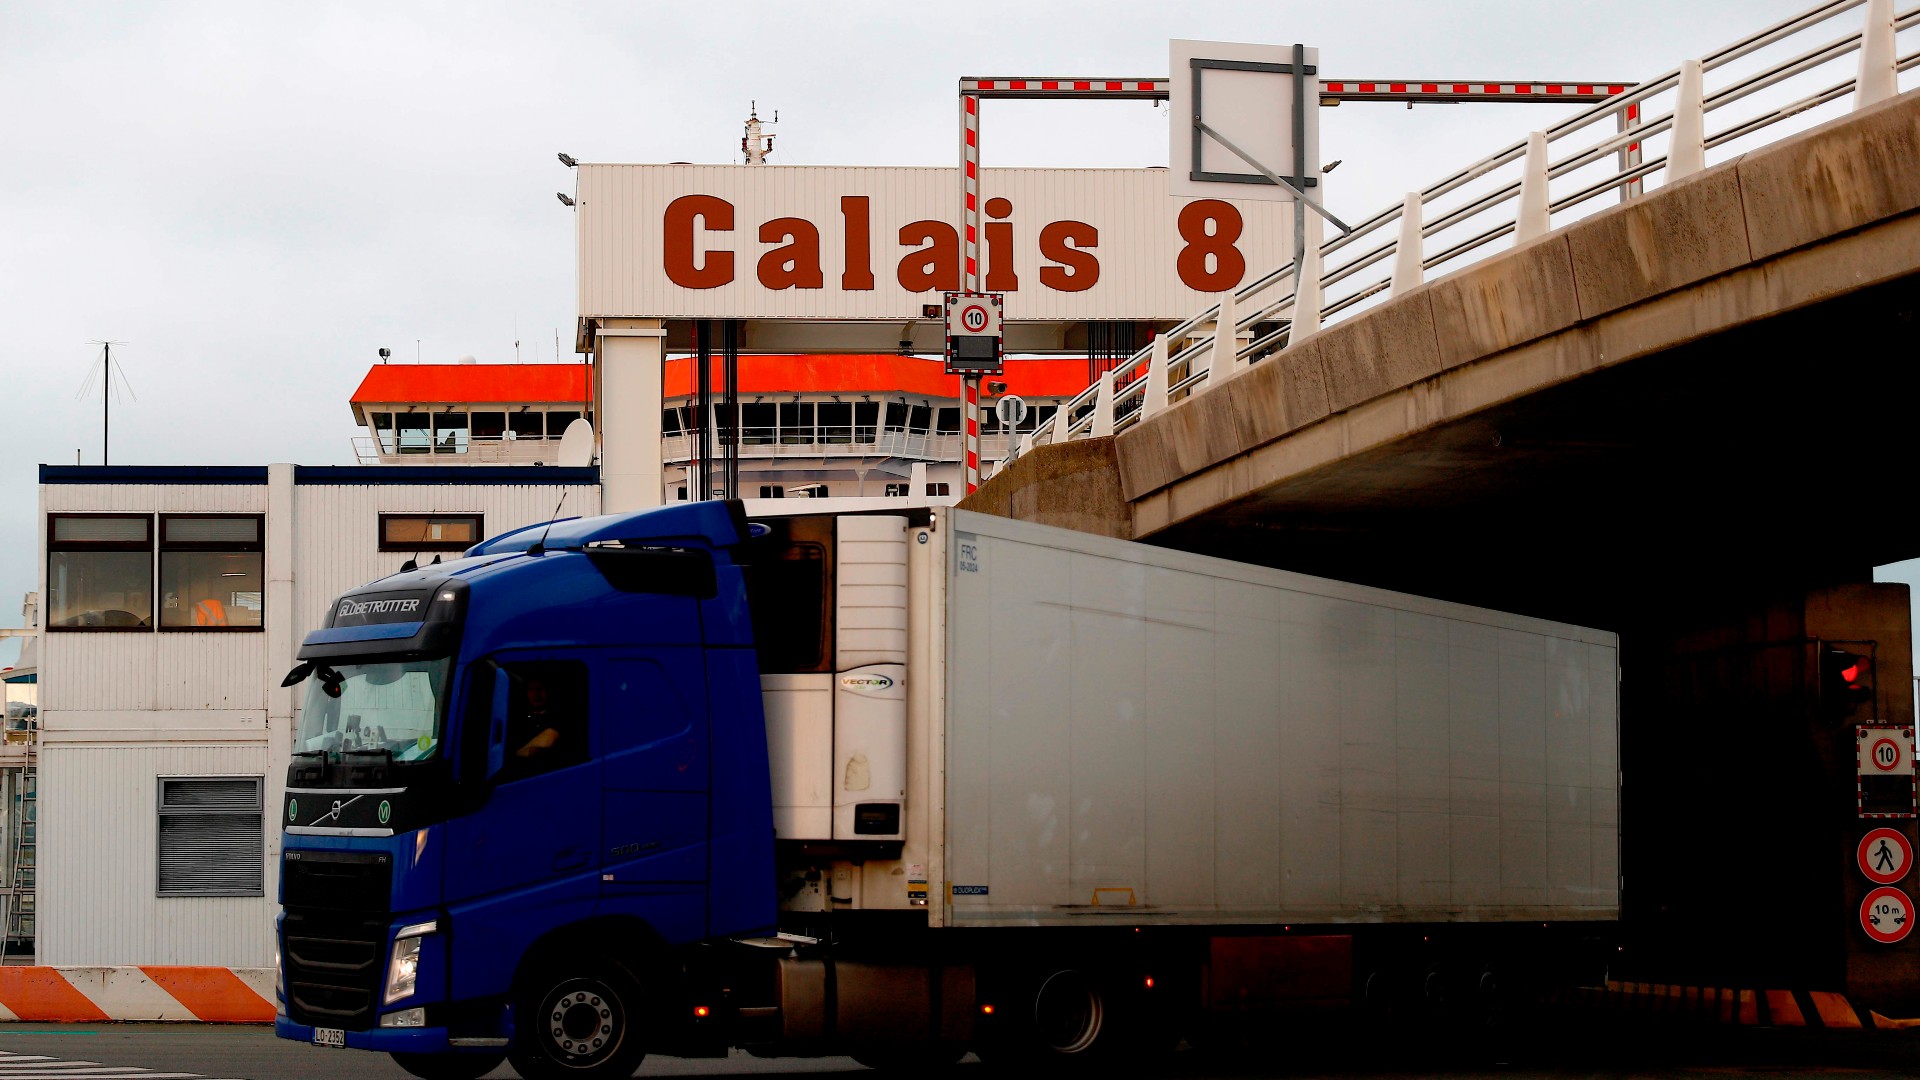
<box><xmin>275</xmin><ymin>501</ymin><xmax>778</xmax><ymax>1079</ymax></box>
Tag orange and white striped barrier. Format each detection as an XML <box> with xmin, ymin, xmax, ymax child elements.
<box><xmin>0</xmin><ymin>967</ymin><xmax>274</xmax><ymax>1022</ymax></box>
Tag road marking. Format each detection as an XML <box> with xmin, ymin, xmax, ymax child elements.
<box><xmin>0</xmin><ymin>1052</ymin><xmax>222</xmax><ymax>1080</ymax></box>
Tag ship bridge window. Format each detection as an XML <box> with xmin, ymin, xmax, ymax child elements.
<box><xmin>778</xmin><ymin>402</ymin><xmax>814</xmax><ymax>445</ymax></box>
<box><xmin>741</xmin><ymin>403</ymin><xmax>776</xmax><ymax>444</ymax></box>
<box><xmin>817</xmin><ymin>402</ymin><xmax>853</xmax><ymax>444</ymax></box>
<box><xmin>47</xmin><ymin>513</ymin><xmax>153</xmax><ymax>630</ymax></box>
<box><xmin>883</xmin><ymin>401</ymin><xmax>908</xmax><ymax>434</ymax></box>
<box><xmin>662</xmin><ymin>408</ymin><xmax>684</xmax><ymax>437</ymax></box>
<box><xmin>509</xmin><ymin>411</ymin><xmax>544</xmax><ymax>440</ymax></box>
<box><xmin>397</xmin><ymin>413</ymin><xmax>431</xmax><ymax>453</ymax></box>
<box><xmin>936</xmin><ymin>407</ymin><xmax>960</xmax><ymax>435</ymax></box>
<box><xmin>471</xmin><ymin>411</ymin><xmax>506</xmax><ymax>442</ymax></box>
<box><xmin>159</xmin><ymin>515</ymin><xmax>264</xmax><ymax>630</ymax></box>
<box><xmin>548</xmin><ymin>410</ymin><xmax>583</xmax><ymax>438</ymax></box>
<box><xmin>371</xmin><ymin>412</ymin><xmax>396</xmax><ymax>452</ymax></box>
<box><xmin>908</xmin><ymin>404</ymin><xmax>931</xmax><ymax>434</ymax></box>
<box><xmin>433</xmin><ymin>412</ymin><xmax>468</xmax><ymax>454</ymax></box>
<box><xmin>855</xmin><ymin>402</ymin><xmax>878</xmax><ymax>443</ymax></box>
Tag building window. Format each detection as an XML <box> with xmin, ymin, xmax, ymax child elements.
<box><xmin>379</xmin><ymin>513</ymin><xmax>484</xmax><ymax>553</ymax></box>
<box><xmin>676</xmin><ymin>487</ymin><xmax>689</xmax><ymax>501</ymax></box>
<box><xmin>159</xmin><ymin>515</ymin><xmax>264</xmax><ymax>630</ymax></box>
<box><xmin>47</xmin><ymin>514</ymin><xmax>153</xmax><ymax>630</ymax></box>
<box><xmin>759</xmin><ymin>485</ymin><xmax>786</xmax><ymax>499</ymax></box>
<box><xmin>156</xmin><ymin>776</ymin><xmax>264</xmax><ymax>897</ymax></box>
<box><xmin>926</xmin><ymin>483</ymin><xmax>951</xmax><ymax>496</ymax></box>
<box><xmin>884</xmin><ymin>483</ymin><xmax>909</xmax><ymax>497</ymax></box>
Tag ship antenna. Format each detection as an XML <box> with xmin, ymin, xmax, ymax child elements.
<box><xmin>525</xmin><ymin>488</ymin><xmax>570</xmax><ymax>557</ymax></box>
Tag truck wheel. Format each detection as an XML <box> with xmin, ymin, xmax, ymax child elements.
<box><xmin>389</xmin><ymin>1052</ymin><xmax>505</xmax><ymax>1080</ymax></box>
<box><xmin>508</xmin><ymin>962</ymin><xmax>648</xmax><ymax>1080</ymax></box>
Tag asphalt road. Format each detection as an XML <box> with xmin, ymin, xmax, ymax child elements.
<box><xmin>5</xmin><ymin>1022</ymin><xmax>1920</xmax><ymax>1079</ymax></box>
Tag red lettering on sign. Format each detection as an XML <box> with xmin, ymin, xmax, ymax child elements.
<box><xmin>984</xmin><ymin>197</ymin><xmax>1018</xmax><ymax>291</ymax></box>
<box><xmin>663</xmin><ymin>195</ymin><xmax>734</xmax><ymax>289</ymax></box>
<box><xmin>1175</xmin><ymin>200</ymin><xmax>1245</xmax><ymax>292</ymax></box>
<box><xmin>1038</xmin><ymin>220</ymin><xmax>1099</xmax><ymax>292</ymax></box>
<box><xmin>757</xmin><ymin>217</ymin><xmax>823</xmax><ymax>290</ymax></box>
<box><xmin>840</xmin><ymin>197</ymin><xmax>874</xmax><ymax>291</ymax></box>
<box><xmin>897</xmin><ymin>220</ymin><xmax>960</xmax><ymax>293</ymax></box>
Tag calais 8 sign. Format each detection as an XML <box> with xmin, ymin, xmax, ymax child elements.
<box><xmin>576</xmin><ymin>165</ymin><xmax>1294</xmax><ymax>322</ymax></box>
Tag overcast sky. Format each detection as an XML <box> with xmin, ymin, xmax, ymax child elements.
<box><xmin>3</xmin><ymin>0</ymin><xmax>1902</xmax><ymax>664</ymax></box>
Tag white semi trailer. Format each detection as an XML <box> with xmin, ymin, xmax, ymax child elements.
<box><xmin>278</xmin><ymin>502</ymin><xmax>1619</xmax><ymax>1076</ymax></box>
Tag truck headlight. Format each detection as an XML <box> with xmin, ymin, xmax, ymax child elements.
<box><xmin>384</xmin><ymin>935</ymin><xmax>423</xmax><ymax>1005</ymax></box>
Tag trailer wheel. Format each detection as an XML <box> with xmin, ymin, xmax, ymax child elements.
<box><xmin>389</xmin><ymin>1052</ymin><xmax>505</xmax><ymax>1080</ymax></box>
<box><xmin>1032</xmin><ymin>968</ymin><xmax>1106</xmax><ymax>1055</ymax></box>
<box><xmin>508</xmin><ymin>961</ymin><xmax>649</xmax><ymax>1080</ymax></box>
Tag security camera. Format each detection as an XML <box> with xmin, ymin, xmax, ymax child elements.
<box><xmin>988</xmin><ymin>381</ymin><xmax>1008</xmax><ymax>395</ymax></box>
<box><xmin>378</xmin><ymin>347</ymin><xmax>391</xmax><ymax>360</ymax></box>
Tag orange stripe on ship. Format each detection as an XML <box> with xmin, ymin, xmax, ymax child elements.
<box><xmin>140</xmin><ymin>966</ymin><xmax>274</xmax><ymax>1023</ymax></box>
<box><xmin>0</xmin><ymin>969</ymin><xmax>112</xmax><ymax>1022</ymax></box>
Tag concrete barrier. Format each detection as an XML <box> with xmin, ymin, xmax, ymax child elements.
<box><xmin>0</xmin><ymin>966</ymin><xmax>273</xmax><ymax>1022</ymax></box>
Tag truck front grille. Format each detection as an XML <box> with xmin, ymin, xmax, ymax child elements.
<box><xmin>284</xmin><ymin>908</ymin><xmax>387</xmax><ymax>1029</ymax></box>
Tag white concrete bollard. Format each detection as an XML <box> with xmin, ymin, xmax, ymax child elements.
<box><xmin>1516</xmin><ymin>131</ymin><xmax>1551</xmax><ymax>243</ymax></box>
<box><xmin>1391</xmin><ymin>192</ymin><xmax>1423</xmax><ymax>296</ymax></box>
<box><xmin>1292</xmin><ymin>211</ymin><xmax>1325</xmax><ymax>339</ymax></box>
<box><xmin>1857</xmin><ymin>0</ymin><xmax>1898</xmax><ymax>109</ymax></box>
<box><xmin>1668</xmin><ymin>59</ymin><xmax>1706</xmax><ymax>180</ymax></box>
<box><xmin>1090</xmin><ymin>370</ymin><xmax>1117</xmax><ymax>437</ymax></box>
<box><xmin>1143</xmin><ymin>335</ymin><xmax>1170</xmax><ymax>419</ymax></box>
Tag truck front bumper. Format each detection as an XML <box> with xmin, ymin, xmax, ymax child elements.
<box><xmin>274</xmin><ymin>1015</ymin><xmax>506</xmax><ymax>1056</ymax></box>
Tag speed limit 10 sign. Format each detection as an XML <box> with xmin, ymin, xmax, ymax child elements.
<box><xmin>1859</xmin><ymin>725</ymin><xmax>1918</xmax><ymax>820</ymax></box>
<box><xmin>944</xmin><ymin>291</ymin><xmax>1004</xmax><ymax>376</ymax></box>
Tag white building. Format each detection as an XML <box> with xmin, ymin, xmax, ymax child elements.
<box><xmin>35</xmin><ymin>463</ymin><xmax>598</xmax><ymax>965</ymax></box>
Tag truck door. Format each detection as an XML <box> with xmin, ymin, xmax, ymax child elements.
<box><xmin>596</xmin><ymin>652</ymin><xmax>710</xmax><ymax>940</ymax></box>
<box><xmin>443</xmin><ymin>656</ymin><xmax>602</xmax><ymax>904</ymax></box>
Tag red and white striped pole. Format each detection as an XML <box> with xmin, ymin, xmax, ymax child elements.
<box><xmin>959</xmin><ymin>88</ymin><xmax>983</xmax><ymax>494</ymax></box>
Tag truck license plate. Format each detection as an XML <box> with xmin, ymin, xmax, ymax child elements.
<box><xmin>312</xmin><ymin>1027</ymin><xmax>346</xmax><ymax>1048</ymax></box>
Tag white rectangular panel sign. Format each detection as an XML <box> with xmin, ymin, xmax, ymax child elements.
<box><xmin>1169</xmin><ymin>39</ymin><xmax>1322</xmax><ymax>203</ymax></box>
<box><xmin>575</xmin><ymin>165</ymin><xmax>1292</xmax><ymax>321</ymax></box>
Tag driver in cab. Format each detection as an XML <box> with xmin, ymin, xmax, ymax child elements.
<box><xmin>509</xmin><ymin>677</ymin><xmax>569</xmax><ymax>764</ymax></box>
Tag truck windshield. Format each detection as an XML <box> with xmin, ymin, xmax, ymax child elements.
<box><xmin>295</xmin><ymin>658</ymin><xmax>450</xmax><ymax>763</ymax></box>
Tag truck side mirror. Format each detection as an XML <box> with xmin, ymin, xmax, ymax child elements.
<box><xmin>486</xmin><ymin>672</ymin><xmax>510</xmax><ymax>779</ymax></box>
